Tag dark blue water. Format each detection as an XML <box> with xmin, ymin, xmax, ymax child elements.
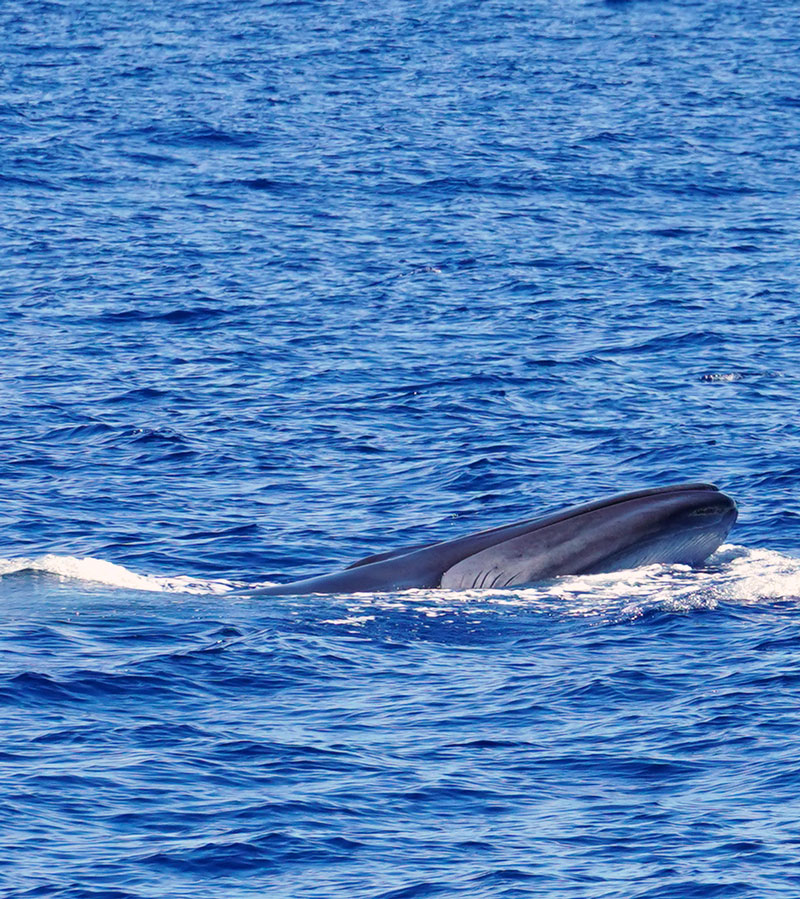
<box><xmin>3</xmin><ymin>0</ymin><xmax>800</xmax><ymax>895</ymax></box>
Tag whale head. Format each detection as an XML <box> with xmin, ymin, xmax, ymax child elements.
<box><xmin>439</xmin><ymin>483</ymin><xmax>738</xmax><ymax>589</ymax></box>
<box><xmin>569</xmin><ymin>482</ymin><xmax>738</xmax><ymax>576</ymax></box>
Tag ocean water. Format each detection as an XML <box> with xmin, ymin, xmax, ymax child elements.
<box><xmin>3</xmin><ymin>0</ymin><xmax>800</xmax><ymax>896</ymax></box>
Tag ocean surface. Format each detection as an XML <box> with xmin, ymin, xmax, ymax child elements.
<box><xmin>3</xmin><ymin>0</ymin><xmax>800</xmax><ymax>896</ymax></box>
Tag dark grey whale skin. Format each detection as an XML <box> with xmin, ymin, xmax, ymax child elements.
<box><xmin>249</xmin><ymin>483</ymin><xmax>737</xmax><ymax>596</ymax></box>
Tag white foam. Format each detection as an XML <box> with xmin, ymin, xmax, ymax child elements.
<box><xmin>0</xmin><ymin>554</ymin><xmax>237</xmax><ymax>595</ymax></box>
<box><xmin>710</xmin><ymin>544</ymin><xmax>800</xmax><ymax>600</ymax></box>
<box><xmin>321</xmin><ymin>614</ymin><xmax>377</xmax><ymax>626</ymax></box>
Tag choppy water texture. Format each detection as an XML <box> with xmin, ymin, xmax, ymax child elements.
<box><xmin>3</xmin><ymin>0</ymin><xmax>800</xmax><ymax>896</ymax></box>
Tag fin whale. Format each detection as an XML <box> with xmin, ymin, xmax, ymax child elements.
<box><xmin>249</xmin><ymin>483</ymin><xmax>737</xmax><ymax>596</ymax></box>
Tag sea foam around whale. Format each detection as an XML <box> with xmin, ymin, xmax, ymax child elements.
<box><xmin>3</xmin><ymin>546</ymin><xmax>798</xmax><ymax>623</ymax></box>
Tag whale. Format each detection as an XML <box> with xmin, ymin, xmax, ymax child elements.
<box><xmin>248</xmin><ymin>483</ymin><xmax>737</xmax><ymax>596</ymax></box>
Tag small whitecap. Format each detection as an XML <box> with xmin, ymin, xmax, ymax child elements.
<box><xmin>699</xmin><ymin>372</ymin><xmax>743</xmax><ymax>382</ymax></box>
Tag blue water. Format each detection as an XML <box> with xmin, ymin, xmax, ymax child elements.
<box><xmin>3</xmin><ymin>0</ymin><xmax>800</xmax><ymax>895</ymax></box>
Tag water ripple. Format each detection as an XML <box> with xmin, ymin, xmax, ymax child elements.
<box><xmin>3</xmin><ymin>0</ymin><xmax>800</xmax><ymax>895</ymax></box>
